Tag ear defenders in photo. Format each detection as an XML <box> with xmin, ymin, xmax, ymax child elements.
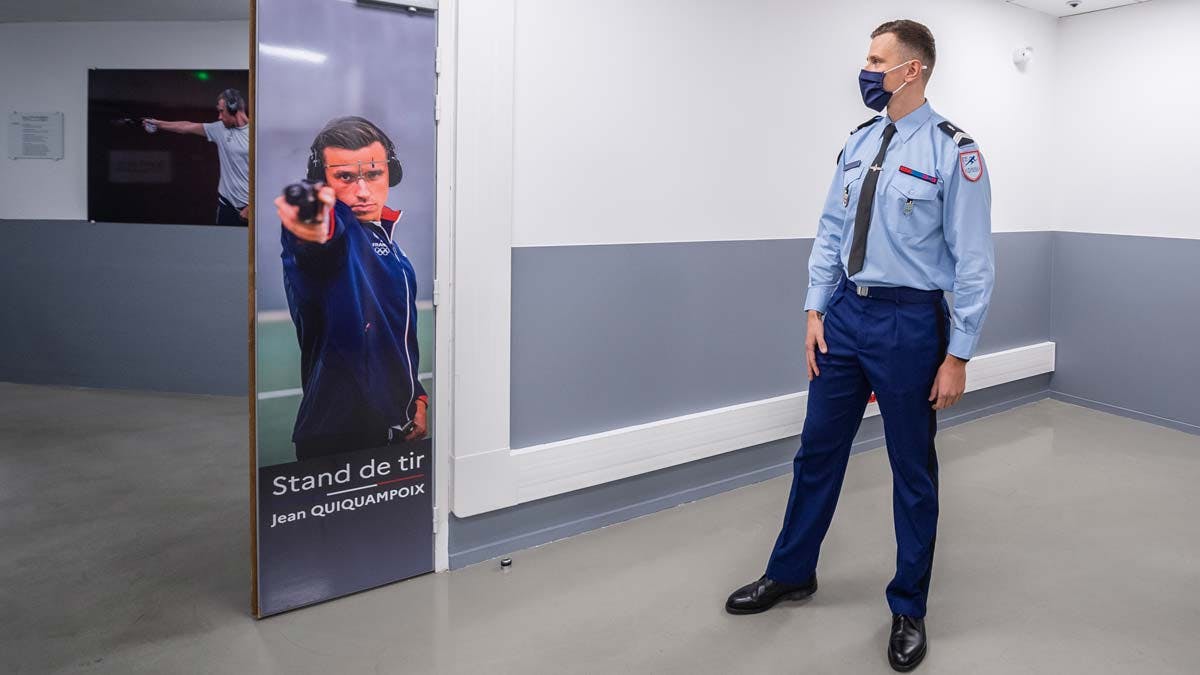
<box><xmin>221</xmin><ymin>88</ymin><xmax>243</xmax><ymax>115</ymax></box>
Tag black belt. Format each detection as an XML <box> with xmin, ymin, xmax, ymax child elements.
<box><xmin>844</xmin><ymin>278</ymin><xmax>943</xmax><ymax>304</ymax></box>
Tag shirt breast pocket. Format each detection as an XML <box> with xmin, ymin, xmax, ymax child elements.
<box><xmin>886</xmin><ymin>179</ymin><xmax>941</xmax><ymax>242</ymax></box>
<box><xmin>842</xmin><ymin>163</ymin><xmax>865</xmax><ymax>216</ymax></box>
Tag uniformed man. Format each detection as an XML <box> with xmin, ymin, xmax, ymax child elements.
<box><xmin>724</xmin><ymin>19</ymin><xmax>994</xmax><ymax>672</ymax></box>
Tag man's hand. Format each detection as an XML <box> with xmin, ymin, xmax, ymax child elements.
<box><xmin>405</xmin><ymin>399</ymin><xmax>428</xmax><ymax>441</ymax></box>
<box><xmin>929</xmin><ymin>355</ymin><xmax>967</xmax><ymax>410</ymax></box>
<box><xmin>274</xmin><ymin>186</ymin><xmax>336</xmax><ymax>243</ymax></box>
<box><xmin>238</xmin><ymin>205</ymin><xmax>249</xmax><ymax>220</ymax></box>
<box><xmin>806</xmin><ymin>309</ymin><xmax>828</xmax><ymax>381</ymax></box>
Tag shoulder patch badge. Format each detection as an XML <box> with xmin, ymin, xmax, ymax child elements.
<box><xmin>959</xmin><ymin>150</ymin><xmax>983</xmax><ymax>182</ymax></box>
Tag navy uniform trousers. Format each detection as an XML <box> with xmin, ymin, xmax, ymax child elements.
<box><xmin>766</xmin><ymin>276</ymin><xmax>949</xmax><ymax>618</ymax></box>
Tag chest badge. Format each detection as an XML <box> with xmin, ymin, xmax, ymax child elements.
<box><xmin>904</xmin><ymin>199</ymin><xmax>915</xmax><ymax>216</ymax></box>
<box><xmin>959</xmin><ymin>150</ymin><xmax>983</xmax><ymax>182</ymax></box>
<box><xmin>842</xmin><ymin>187</ymin><xmax>850</xmax><ymax>207</ymax></box>
<box><xmin>372</xmin><ymin>241</ymin><xmax>391</xmax><ymax>256</ymax></box>
<box><xmin>898</xmin><ymin>165</ymin><xmax>938</xmax><ymax>184</ymax></box>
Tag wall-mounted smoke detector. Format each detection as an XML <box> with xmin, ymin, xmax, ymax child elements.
<box><xmin>1013</xmin><ymin>46</ymin><xmax>1035</xmax><ymax>69</ymax></box>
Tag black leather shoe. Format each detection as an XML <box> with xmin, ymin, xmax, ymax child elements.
<box><xmin>887</xmin><ymin>614</ymin><xmax>927</xmax><ymax>671</ymax></box>
<box><xmin>724</xmin><ymin>574</ymin><xmax>817</xmax><ymax>615</ymax></box>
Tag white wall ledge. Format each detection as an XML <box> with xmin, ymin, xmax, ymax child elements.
<box><xmin>452</xmin><ymin>341</ymin><xmax>1055</xmax><ymax>517</ymax></box>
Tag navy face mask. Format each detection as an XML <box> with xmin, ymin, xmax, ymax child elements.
<box><xmin>858</xmin><ymin>60</ymin><xmax>924</xmax><ymax>112</ymax></box>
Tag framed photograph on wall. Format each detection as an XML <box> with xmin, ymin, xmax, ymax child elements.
<box><xmin>87</xmin><ymin>68</ymin><xmax>249</xmax><ymax>226</ymax></box>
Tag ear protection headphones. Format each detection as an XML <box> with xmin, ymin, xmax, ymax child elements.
<box><xmin>306</xmin><ymin>117</ymin><xmax>403</xmax><ymax>187</ymax></box>
<box><xmin>220</xmin><ymin>88</ymin><xmax>244</xmax><ymax>116</ymax></box>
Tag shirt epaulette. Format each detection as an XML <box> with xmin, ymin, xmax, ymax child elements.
<box><xmin>852</xmin><ymin>116</ymin><xmax>882</xmax><ymax>135</ymax></box>
<box><xmin>937</xmin><ymin>121</ymin><xmax>975</xmax><ymax>147</ymax></box>
<box><xmin>839</xmin><ymin>116</ymin><xmax>884</xmax><ymax>163</ymax></box>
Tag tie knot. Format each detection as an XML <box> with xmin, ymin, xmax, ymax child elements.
<box><xmin>883</xmin><ymin>123</ymin><xmax>897</xmax><ymax>138</ymax></box>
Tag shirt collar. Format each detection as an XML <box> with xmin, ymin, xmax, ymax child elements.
<box><xmin>364</xmin><ymin>210</ymin><xmax>402</xmax><ymax>240</ymax></box>
<box><xmin>885</xmin><ymin>100</ymin><xmax>934</xmax><ymax>143</ymax></box>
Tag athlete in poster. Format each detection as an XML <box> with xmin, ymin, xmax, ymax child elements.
<box><xmin>273</xmin><ymin>116</ymin><xmax>428</xmax><ymax>460</ymax></box>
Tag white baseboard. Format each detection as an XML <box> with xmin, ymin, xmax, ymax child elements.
<box><xmin>451</xmin><ymin>341</ymin><xmax>1055</xmax><ymax>517</ymax></box>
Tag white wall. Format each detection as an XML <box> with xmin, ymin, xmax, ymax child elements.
<box><xmin>509</xmin><ymin>0</ymin><xmax>1059</xmax><ymax>247</ymax></box>
<box><xmin>0</xmin><ymin>21</ymin><xmax>250</xmax><ymax>221</ymax></box>
<box><xmin>447</xmin><ymin>0</ymin><xmax>1063</xmax><ymax>516</ymax></box>
<box><xmin>1053</xmin><ymin>0</ymin><xmax>1200</xmax><ymax>240</ymax></box>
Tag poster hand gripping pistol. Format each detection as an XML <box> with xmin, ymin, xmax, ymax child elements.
<box><xmin>252</xmin><ymin>0</ymin><xmax>438</xmax><ymax>616</ymax></box>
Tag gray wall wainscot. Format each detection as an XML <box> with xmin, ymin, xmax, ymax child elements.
<box><xmin>451</xmin><ymin>231</ymin><xmax>1055</xmax><ymax>567</ymax></box>
<box><xmin>0</xmin><ymin>220</ymin><xmax>247</xmax><ymax>396</ymax></box>
<box><xmin>510</xmin><ymin>232</ymin><xmax>1053</xmax><ymax>448</ymax></box>
<box><xmin>1049</xmin><ymin>232</ymin><xmax>1200</xmax><ymax>432</ymax></box>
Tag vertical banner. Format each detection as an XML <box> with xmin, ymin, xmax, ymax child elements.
<box><xmin>252</xmin><ymin>0</ymin><xmax>437</xmax><ymax>616</ymax></box>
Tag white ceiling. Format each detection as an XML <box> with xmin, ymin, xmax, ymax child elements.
<box><xmin>1004</xmin><ymin>0</ymin><xmax>1152</xmax><ymax>18</ymax></box>
<box><xmin>0</xmin><ymin>0</ymin><xmax>249</xmax><ymax>23</ymax></box>
<box><xmin>0</xmin><ymin>0</ymin><xmax>1153</xmax><ymax>24</ymax></box>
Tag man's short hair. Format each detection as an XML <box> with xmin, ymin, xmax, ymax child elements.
<box><xmin>871</xmin><ymin>20</ymin><xmax>936</xmax><ymax>80</ymax></box>
<box><xmin>311</xmin><ymin>116</ymin><xmax>394</xmax><ymax>157</ymax></box>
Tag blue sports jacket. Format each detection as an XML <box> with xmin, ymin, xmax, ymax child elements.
<box><xmin>281</xmin><ymin>200</ymin><xmax>427</xmax><ymax>449</ymax></box>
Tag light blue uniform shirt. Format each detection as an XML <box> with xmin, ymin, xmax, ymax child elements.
<box><xmin>805</xmin><ymin>101</ymin><xmax>995</xmax><ymax>360</ymax></box>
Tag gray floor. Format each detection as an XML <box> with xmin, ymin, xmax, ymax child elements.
<box><xmin>2</xmin><ymin>384</ymin><xmax>1198</xmax><ymax>674</ymax></box>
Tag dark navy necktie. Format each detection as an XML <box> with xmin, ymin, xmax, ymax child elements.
<box><xmin>847</xmin><ymin>122</ymin><xmax>897</xmax><ymax>277</ymax></box>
